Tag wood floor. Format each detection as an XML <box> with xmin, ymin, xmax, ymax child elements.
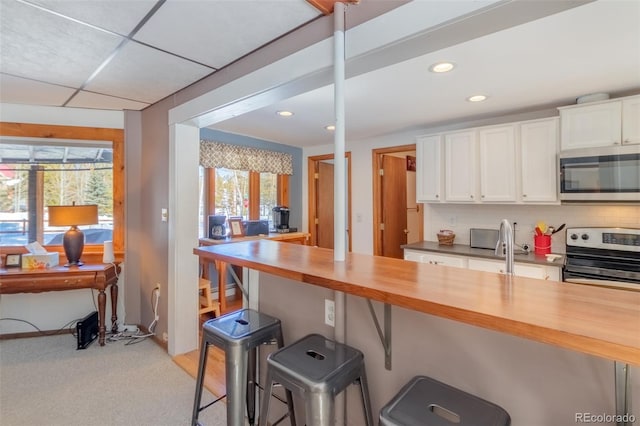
<box><xmin>173</xmin><ymin>294</ymin><xmax>243</xmax><ymax>398</ymax></box>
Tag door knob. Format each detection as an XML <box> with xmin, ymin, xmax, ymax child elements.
<box><xmin>403</xmin><ymin>229</ymin><xmax>409</xmax><ymax>234</ymax></box>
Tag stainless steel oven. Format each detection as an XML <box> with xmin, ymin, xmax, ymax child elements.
<box><xmin>559</xmin><ymin>145</ymin><xmax>640</xmax><ymax>202</ymax></box>
<box><xmin>563</xmin><ymin>227</ymin><xmax>640</xmax><ymax>291</ymax></box>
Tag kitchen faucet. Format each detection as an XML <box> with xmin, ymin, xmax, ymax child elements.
<box><xmin>495</xmin><ymin>219</ymin><xmax>514</xmax><ymax>275</ymax></box>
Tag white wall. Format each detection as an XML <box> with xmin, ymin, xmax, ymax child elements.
<box><xmin>259</xmin><ymin>273</ymin><xmax>639</xmax><ymax>426</ymax></box>
<box><xmin>303</xmin><ymin>119</ymin><xmax>640</xmax><ymax>256</ymax></box>
<box><xmin>0</xmin><ymin>103</ymin><xmax>126</xmax><ymax>335</ymax></box>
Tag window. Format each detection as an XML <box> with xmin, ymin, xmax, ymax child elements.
<box><xmin>199</xmin><ymin>168</ymin><xmax>288</xmax><ymax>237</ymax></box>
<box><xmin>0</xmin><ymin>146</ymin><xmax>113</xmax><ymax>246</ymax></box>
<box><xmin>0</xmin><ymin>122</ymin><xmax>124</xmax><ymax>258</ymax></box>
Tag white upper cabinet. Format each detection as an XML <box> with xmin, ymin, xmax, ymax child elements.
<box><xmin>622</xmin><ymin>96</ymin><xmax>640</xmax><ymax>145</ymax></box>
<box><xmin>519</xmin><ymin>118</ymin><xmax>559</xmax><ymax>203</ymax></box>
<box><xmin>559</xmin><ymin>95</ymin><xmax>640</xmax><ymax>150</ymax></box>
<box><xmin>478</xmin><ymin>125</ymin><xmax>516</xmax><ymax>202</ymax></box>
<box><xmin>416</xmin><ymin>135</ymin><xmax>443</xmax><ymax>202</ymax></box>
<box><xmin>445</xmin><ymin>130</ymin><xmax>477</xmax><ymax>202</ymax></box>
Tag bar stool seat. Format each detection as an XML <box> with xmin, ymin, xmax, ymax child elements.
<box><xmin>259</xmin><ymin>333</ymin><xmax>374</xmax><ymax>426</ymax></box>
<box><xmin>191</xmin><ymin>308</ymin><xmax>295</xmax><ymax>426</ymax></box>
<box><xmin>379</xmin><ymin>376</ymin><xmax>510</xmax><ymax>426</ymax></box>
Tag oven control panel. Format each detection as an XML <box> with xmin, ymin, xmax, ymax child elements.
<box><xmin>567</xmin><ymin>227</ymin><xmax>640</xmax><ymax>251</ymax></box>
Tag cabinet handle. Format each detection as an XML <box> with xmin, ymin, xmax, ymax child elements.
<box><xmin>435</xmin><ymin>194</ymin><xmax>439</xmax><ymax>198</ymax></box>
<box><xmin>523</xmin><ymin>194</ymin><xmax>527</xmax><ymax>198</ymax></box>
<box><xmin>470</xmin><ymin>195</ymin><xmax>474</xmax><ymax>199</ymax></box>
<box><xmin>623</xmin><ymin>139</ymin><xmax>630</xmax><ymax>144</ymax></box>
<box><xmin>481</xmin><ymin>195</ymin><xmax>485</xmax><ymax>198</ymax></box>
<box><xmin>613</xmin><ymin>141</ymin><xmax>620</xmax><ymax>145</ymax></box>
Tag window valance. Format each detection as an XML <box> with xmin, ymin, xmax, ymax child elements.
<box><xmin>200</xmin><ymin>140</ymin><xmax>293</xmax><ymax>175</ymax></box>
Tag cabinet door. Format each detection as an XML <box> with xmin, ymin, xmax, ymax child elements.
<box><xmin>520</xmin><ymin>118</ymin><xmax>559</xmax><ymax>203</ymax></box>
<box><xmin>622</xmin><ymin>96</ymin><xmax>640</xmax><ymax>145</ymax></box>
<box><xmin>560</xmin><ymin>101</ymin><xmax>622</xmax><ymax>149</ymax></box>
<box><xmin>422</xmin><ymin>253</ymin><xmax>467</xmax><ymax>268</ymax></box>
<box><xmin>416</xmin><ymin>135</ymin><xmax>442</xmax><ymax>202</ymax></box>
<box><xmin>445</xmin><ymin>130</ymin><xmax>477</xmax><ymax>202</ymax></box>
<box><xmin>478</xmin><ymin>125</ymin><xmax>516</xmax><ymax>202</ymax></box>
<box><xmin>404</xmin><ymin>250</ymin><xmax>424</xmax><ymax>262</ymax></box>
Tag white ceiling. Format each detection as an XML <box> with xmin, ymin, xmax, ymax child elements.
<box><xmin>0</xmin><ymin>0</ymin><xmax>322</xmax><ymax>110</ymax></box>
<box><xmin>1</xmin><ymin>0</ymin><xmax>639</xmax><ymax>148</ymax></box>
<box><xmin>212</xmin><ymin>0</ymin><xmax>640</xmax><ymax>146</ymax></box>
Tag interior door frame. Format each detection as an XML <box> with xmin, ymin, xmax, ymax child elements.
<box><xmin>307</xmin><ymin>152</ymin><xmax>352</xmax><ymax>250</ymax></box>
<box><xmin>372</xmin><ymin>144</ymin><xmax>422</xmax><ymax>256</ymax></box>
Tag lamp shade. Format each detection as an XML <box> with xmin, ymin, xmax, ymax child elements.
<box><xmin>48</xmin><ymin>205</ymin><xmax>98</xmax><ymax>226</ymax></box>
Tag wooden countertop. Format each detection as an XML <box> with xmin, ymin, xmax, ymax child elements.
<box><xmin>199</xmin><ymin>231</ymin><xmax>309</xmax><ymax>246</ymax></box>
<box><xmin>193</xmin><ymin>240</ymin><xmax>640</xmax><ymax>365</ymax></box>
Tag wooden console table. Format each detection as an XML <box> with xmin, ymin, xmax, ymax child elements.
<box><xmin>199</xmin><ymin>232</ymin><xmax>310</xmax><ymax>314</ymax></box>
<box><xmin>0</xmin><ymin>263</ymin><xmax>120</xmax><ymax>346</ymax></box>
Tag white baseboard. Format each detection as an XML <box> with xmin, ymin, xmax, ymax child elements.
<box><xmin>211</xmin><ymin>283</ymin><xmax>236</xmax><ymax>299</ymax></box>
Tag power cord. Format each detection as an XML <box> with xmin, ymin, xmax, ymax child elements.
<box><xmin>0</xmin><ymin>317</ymin><xmax>82</xmax><ymax>338</ymax></box>
<box><xmin>114</xmin><ymin>286</ymin><xmax>159</xmax><ymax>346</ymax></box>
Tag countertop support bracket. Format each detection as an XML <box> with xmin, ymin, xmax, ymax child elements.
<box><xmin>366</xmin><ymin>300</ymin><xmax>391</xmax><ymax>370</ymax></box>
<box><xmin>615</xmin><ymin>362</ymin><xmax>632</xmax><ymax>426</ymax></box>
<box><xmin>228</xmin><ymin>264</ymin><xmax>249</xmax><ymax>301</ymax></box>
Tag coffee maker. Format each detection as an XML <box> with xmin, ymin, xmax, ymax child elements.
<box><xmin>208</xmin><ymin>215</ymin><xmax>227</xmax><ymax>239</ymax></box>
<box><xmin>272</xmin><ymin>206</ymin><xmax>290</xmax><ymax>233</ymax></box>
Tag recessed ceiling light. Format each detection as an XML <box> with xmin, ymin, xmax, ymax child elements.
<box><xmin>429</xmin><ymin>62</ymin><xmax>455</xmax><ymax>73</ymax></box>
<box><xmin>467</xmin><ymin>95</ymin><xmax>487</xmax><ymax>102</ymax></box>
<box><xmin>325</xmin><ymin>125</ymin><xmax>335</xmax><ymax>131</ymax></box>
<box><xmin>276</xmin><ymin>110</ymin><xmax>294</xmax><ymax>117</ymax></box>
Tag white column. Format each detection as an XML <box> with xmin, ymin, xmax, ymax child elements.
<box><xmin>168</xmin><ymin>123</ymin><xmax>200</xmax><ymax>356</ymax></box>
<box><xmin>333</xmin><ymin>3</ymin><xmax>347</xmax><ymax>425</ymax></box>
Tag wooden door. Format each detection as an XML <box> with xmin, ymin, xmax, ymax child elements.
<box><xmin>316</xmin><ymin>161</ymin><xmax>334</xmax><ymax>249</ymax></box>
<box><xmin>381</xmin><ymin>155</ymin><xmax>407</xmax><ymax>258</ymax></box>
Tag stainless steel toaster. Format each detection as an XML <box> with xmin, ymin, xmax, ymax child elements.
<box><xmin>469</xmin><ymin>228</ymin><xmax>499</xmax><ymax>250</ymax></box>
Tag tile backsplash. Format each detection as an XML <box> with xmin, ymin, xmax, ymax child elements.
<box><xmin>425</xmin><ymin>204</ymin><xmax>640</xmax><ymax>254</ymax></box>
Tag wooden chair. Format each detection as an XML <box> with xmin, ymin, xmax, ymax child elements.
<box><xmin>198</xmin><ymin>278</ymin><xmax>218</xmax><ymax>317</ymax></box>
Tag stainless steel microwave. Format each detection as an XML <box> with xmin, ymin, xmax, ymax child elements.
<box><xmin>559</xmin><ymin>145</ymin><xmax>640</xmax><ymax>202</ymax></box>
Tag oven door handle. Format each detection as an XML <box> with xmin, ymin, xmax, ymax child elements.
<box><xmin>564</xmin><ymin>277</ymin><xmax>640</xmax><ymax>291</ymax></box>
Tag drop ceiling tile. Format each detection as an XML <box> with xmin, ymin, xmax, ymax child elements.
<box><xmin>0</xmin><ymin>0</ymin><xmax>124</xmax><ymax>87</ymax></box>
<box><xmin>0</xmin><ymin>74</ymin><xmax>76</xmax><ymax>107</ymax></box>
<box><xmin>28</xmin><ymin>0</ymin><xmax>158</xmax><ymax>36</ymax></box>
<box><xmin>83</xmin><ymin>41</ymin><xmax>213</xmax><ymax>104</ymax></box>
<box><xmin>134</xmin><ymin>0</ymin><xmax>320</xmax><ymax>68</ymax></box>
<box><xmin>66</xmin><ymin>90</ymin><xmax>150</xmax><ymax>111</ymax></box>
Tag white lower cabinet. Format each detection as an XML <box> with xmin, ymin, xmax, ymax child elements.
<box><xmin>467</xmin><ymin>258</ymin><xmax>560</xmax><ymax>280</ymax></box>
<box><xmin>404</xmin><ymin>249</ymin><xmax>561</xmax><ymax>281</ymax></box>
<box><xmin>404</xmin><ymin>250</ymin><xmax>467</xmax><ymax>268</ymax></box>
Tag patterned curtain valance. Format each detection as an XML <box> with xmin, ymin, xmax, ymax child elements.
<box><xmin>199</xmin><ymin>140</ymin><xmax>293</xmax><ymax>175</ymax></box>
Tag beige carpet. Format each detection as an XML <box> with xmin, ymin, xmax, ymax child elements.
<box><xmin>0</xmin><ymin>333</ymin><xmax>227</xmax><ymax>426</ymax></box>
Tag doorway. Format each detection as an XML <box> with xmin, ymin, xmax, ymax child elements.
<box><xmin>372</xmin><ymin>145</ymin><xmax>423</xmax><ymax>258</ymax></box>
<box><xmin>307</xmin><ymin>153</ymin><xmax>352</xmax><ymax>250</ymax></box>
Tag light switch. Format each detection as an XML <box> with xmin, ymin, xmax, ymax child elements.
<box><xmin>161</xmin><ymin>208</ymin><xmax>168</xmax><ymax>222</ymax></box>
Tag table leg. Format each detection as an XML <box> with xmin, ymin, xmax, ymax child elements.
<box><xmin>98</xmin><ymin>289</ymin><xmax>106</xmax><ymax>346</ymax></box>
<box><xmin>111</xmin><ymin>282</ymin><xmax>118</xmax><ymax>333</ymax></box>
<box><xmin>215</xmin><ymin>260</ymin><xmax>227</xmax><ymax>314</ymax></box>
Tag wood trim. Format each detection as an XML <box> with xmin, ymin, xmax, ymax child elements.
<box><xmin>248</xmin><ymin>171</ymin><xmax>260</xmax><ymax>220</ymax></box>
<box><xmin>372</xmin><ymin>144</ymin><xmax>416</xmax><ymax>256</ymax></box>
<box><xmin>307</xmin><ymin>152</ymin><xmax>352</xmax><ymax>250</ymax></box>
<box><xmin>0</xmin><ymin>122</ymin><xmax>125</xmax><ymax>257</ymax></box>
<box><xmin>277</xmin><ymin>174</ymin><xmax>289</xmax><ymax>207</ymax></box>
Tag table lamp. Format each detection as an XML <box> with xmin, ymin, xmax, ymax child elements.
<box><xmin>48</xmin><ymin>203</ymin><xmax>98</xmax><ymax>266</ymax></box>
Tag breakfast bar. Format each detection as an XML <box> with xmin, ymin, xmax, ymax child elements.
<box><xmin>194</xmin><ymin>240</ymin><xmax>640</xmax><ymax>424</ymax></box>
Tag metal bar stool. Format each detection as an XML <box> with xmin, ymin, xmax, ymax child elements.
<box><xmin>379</xmin><ymin>376</ymin><xmax>511</xmax><ymax>426</ymax></box>
<box><xmin>259</xmin><ymin>333</ymin><xmax>374</xmax><ymax>426</ymax></box>
<box><xmin>191</xmin><ymin>309</ymin><xmax>296</xmax><ymax>426</ymax></box>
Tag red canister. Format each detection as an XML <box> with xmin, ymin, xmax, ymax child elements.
<box><xmin>534</xmin><ymin>235</ymin><xmax>551</xmax><ymax>255</ymax></box>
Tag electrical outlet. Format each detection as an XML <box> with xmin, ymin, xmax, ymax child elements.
<box><xmin>325</xmin><ymin>299</ymin><xmax>335</xmax><ymax>327</ymax></box>
<box><xmin>162</xmin><ymin>332</ymin><xmax>168</xmax><ymax>342</ymax></box>
<box><xmin>122</xmin><ymin>324</ymin><xmax>139</xmax><ymax>333</ymax></box>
